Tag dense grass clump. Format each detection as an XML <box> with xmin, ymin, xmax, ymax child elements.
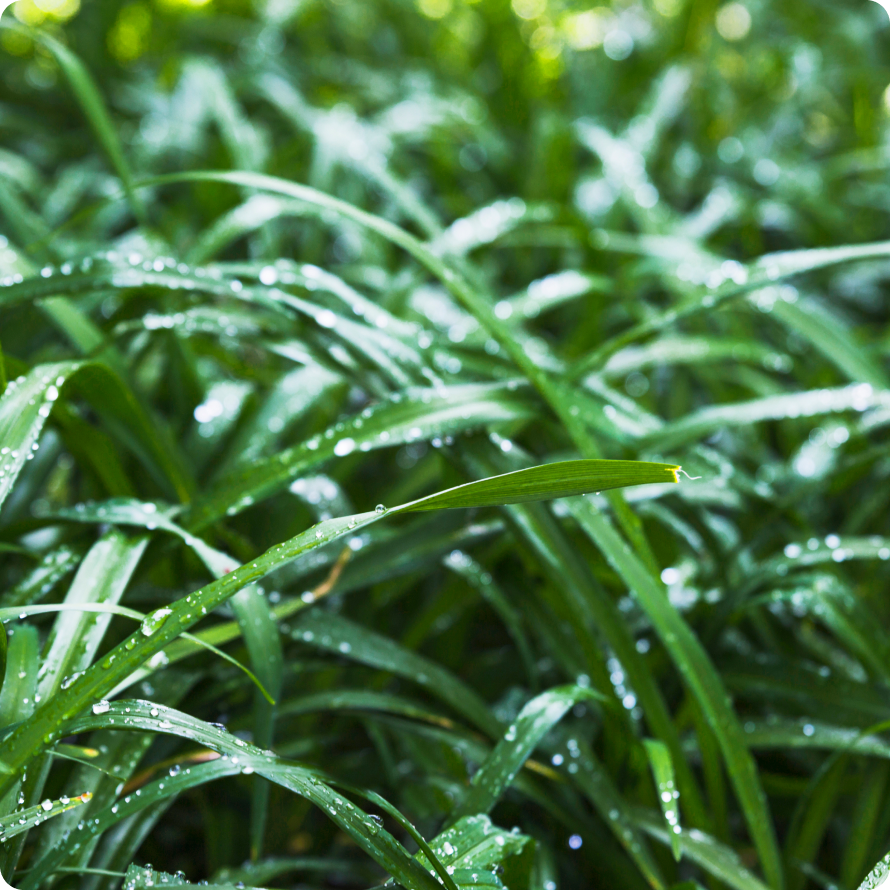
<box><xmin>2</xmin><ymin>2</ymin><xmax>890</xmax><ymax>889</ymax></box>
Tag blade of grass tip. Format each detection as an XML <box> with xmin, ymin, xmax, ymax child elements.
<box><xmin>643</xmin><ymin>739</ymin><xmax>682</xmax><ymax>861</ymax></box>
<box><xmin>567</xmin><ymin>498</ymin><xmax>784</xmax><ymax>890</ymax></box>
<box><xmin>23</xmin><ymin>28</ymin><xmax>146</xmax><ymax>226</ymax></box>
<box><xmin>450</xmin><ymin>685</ymin><xmax>606</xmax><ymax>822</ymax></box>
<box><xmin>397</xmin><ymin>460</ymin><xmax>679</xmax><ymax>511</ymax></box>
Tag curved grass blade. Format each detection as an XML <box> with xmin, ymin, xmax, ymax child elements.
<box><xmin>451</xmin><ymin>685</ymin><xmax>605</xmax><ymax>821</ymax></box>
<box><xmin>767</xmin><ymin>295</ymin><xmax>887</xmax><ymax>389</ymax></box>
<box><xmin>0</xmin><ymin>360</ymin><xmax>190</xmax><ymax>509</ymax></box>
<box><xmin>400</xmin><ymin>460</ymin><xmax>678</xmax><ymax>512</ymax></box>
<box><xmin>419</xmin><ymin>815</ymin><xmax>530</xmax><ymax>876</ymax></box>
<box><xmin>644</xmin><ymin>384</ymin><xmax>889</xmax><ymax>451</ymax></box>
<box><xmin>857</xmin><ymin>849</ymin><xmax>890</xmax><ymax>890</ymax></box>
<box><xmin>0</xmin><ymin>361</ymin><xmax>78</xmax><ymax>513</ymax></box>
<box><xmin>2</xmin><ymin>604</ymin><xmax>274</xmax><ymax>705</ymax></box>
<box><xmin>182</xmin><ymin>381</ymin><xmax>537</xmax><ymax>529</ymax></box>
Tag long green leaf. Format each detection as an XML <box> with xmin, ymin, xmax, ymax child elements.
<box><xmin>568</xmin><ymin>498</ymin><xmax>783</xmax><ymax>889</ymax></box>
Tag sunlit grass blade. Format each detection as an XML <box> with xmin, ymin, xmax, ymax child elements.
<box><xmin>0</xmin><ymin>792</ymin><xmax>93</xmax><ymax>843</ymax></box>
<box><xmin>644</xmin><ymin>739</ymin><xmax>682</xmax><ymax>860</ymax></box>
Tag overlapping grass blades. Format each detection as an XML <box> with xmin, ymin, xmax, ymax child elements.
<box><xmin>2</xmin><ymin>8</ymin><xmax>890</xmax><ymax>890</ymax></box>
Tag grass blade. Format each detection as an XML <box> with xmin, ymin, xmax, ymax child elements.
<box><xmin>451</xmin><ymin>685</ymin><xmax>604</xmax><ymax>821</ymax></box>
<box><xmin>568</xmin><ymin>499</ymin><xmax>783</xmax><ymax>889</ymax></box>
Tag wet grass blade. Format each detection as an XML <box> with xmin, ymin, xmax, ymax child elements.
<box><xmin>451</xmin><ymin>685</ymin><xmax>605</xmax><ymax>821</ymax></box>
<box><xmin>569</xmin><ymin>499</ymin><xmax>783</xmax><ymax>890</ymax></box>
<box><xmin>400</xmin><ymin>460</ymin><xmax>679</xmax><ymax>512</ymax></box>
<box><xmin>643</xmin><ymin>739</ymin><xmax>682</xmax><ymax>860</ymax></box>
<box><xmin>0</xmin><ymin>792</ymin><xmax>93</xmax><ymax>843</ymax></box>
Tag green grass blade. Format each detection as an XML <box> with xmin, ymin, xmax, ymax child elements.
<box><xmin>452</xmin><ymin>685</ymin><xmax>604</xmax><ymax>821</ymax></box>
<box><xmin>400</xmin><ymin>460</ymin><xmax>679</xmax><ymax>512</ymax></box>
<box><xmin>632</xmin><ymin>807</ymin><xmax>772</xmax><ymax>890</ymax></box>
<box><xmin>568</xmin><ymin>500</ymin><xmax>783</xmax><ymax>890</ymax></box>
<box><xmin>231</xmin><ymin>584</ymin><xmax>283</xmax><ymax>860</ymax></box>
<box><xmin>857</xmin><ymin>850</ymin><xmax>890</xmax><ymax>890</ymax></box>
<box><xmin>0</xmin><ymin>361</ymin><xmax>80</xmax><ymax>513</ymax></box>
<box><xmin>0</xmin><ymin>792</ymin><xmax>93</xmax><ymax>843</ymax></box>
<box><xmin>37</xmin><ymin>530</ymin><xmax>148</xmax><ymax>701</ymax></box>
<box><xmin>643</xmin><ymin>739</ymin><xmax>682</xmax><ymax>860</ymax></box>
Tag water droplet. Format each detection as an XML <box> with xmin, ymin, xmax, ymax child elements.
<box><xmin>141</xmin><ymin>608</ymin><xmax>172</xmax><ymax>636</ymax></box>
<box><xmin>334</xmin><ymin>438</ymin><xmax>356</xmax><ymax>457</ymax></box>
<box><xmin>375</xmin><ymin>504</ymin><xmax>386</xmax><ymax>514</ymax></box>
